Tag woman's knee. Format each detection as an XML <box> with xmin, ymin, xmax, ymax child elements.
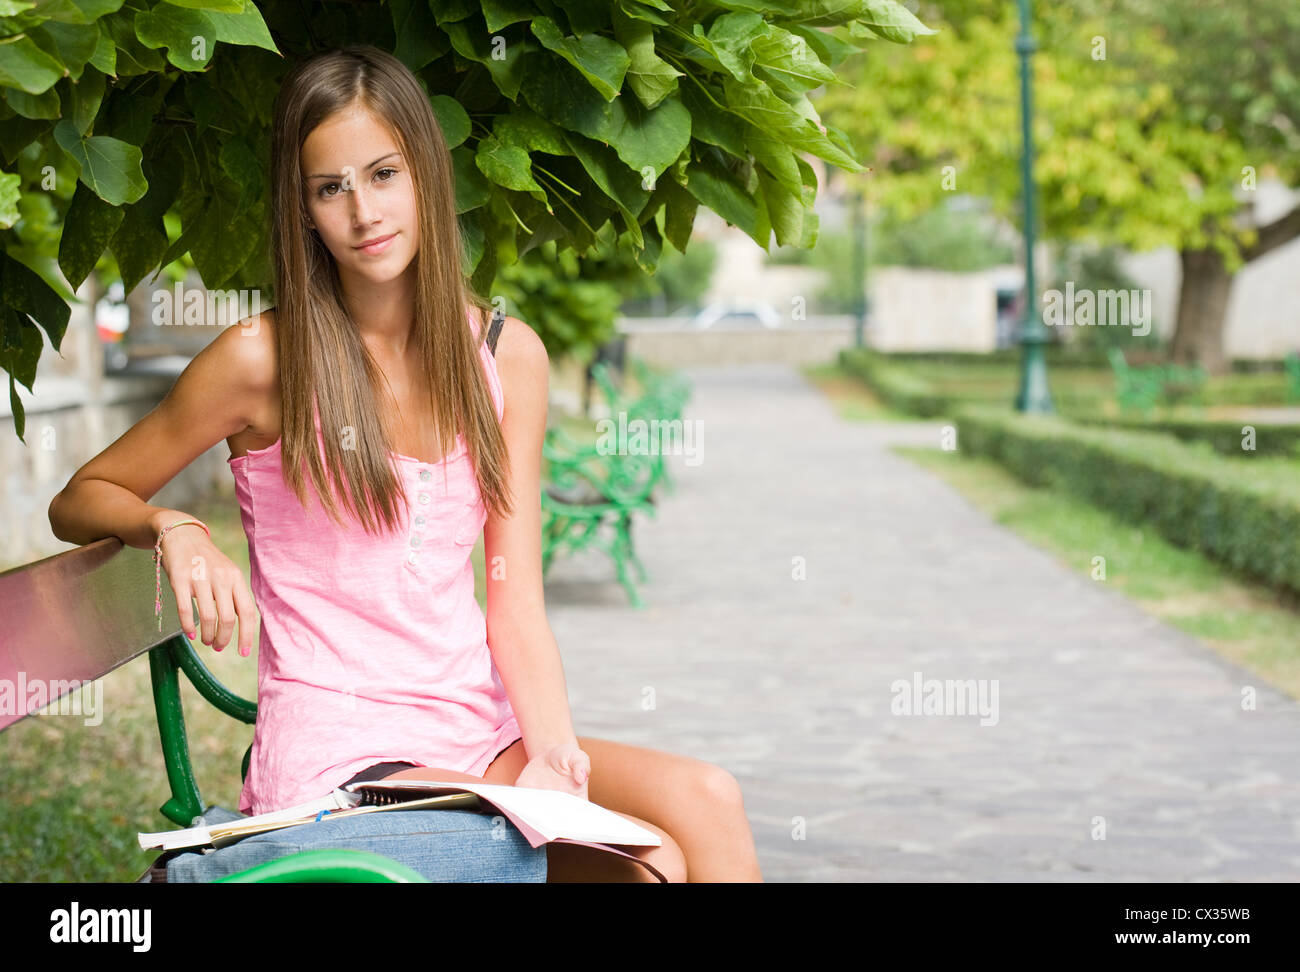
<box><xmin>695</xmin><ymin>762</ymin><xmax>745</xmax><ymax>815</ymax></box>
<box><xmin>615</xmin><ymin>812</ymin><xmax>688</xmax><ymax>883</ymax></box>
<box><xmin>643</xmin><ymin>822</ymin><xmax>689</xmax><ymax>884</ymax></box>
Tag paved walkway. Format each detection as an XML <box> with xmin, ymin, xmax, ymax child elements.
<box><xmin>542</xmin><ymin>363</ymin><xmax>1300</xmax><ymax>882</ymax></box>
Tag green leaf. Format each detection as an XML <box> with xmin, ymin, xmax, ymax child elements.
<box><xmin>0</xmin><ymin>249</ymin><xmax>70</xmax><ymax>352</ymax></box>
<box><xmin>751</xmin><ymin>22</ymin><xmax>837</xmax><ymax>98</ymax></box>
<box><xmin>493</xmin><ymin>107</ymin><xmax>570</xmax><ymax>156</ymax></box>
<box><xmin>722</xmin><ymin>76</ymin><xmax>862</xmax><ymax>172</ymax></box>
<box><xmin>25</xmin><ymin>0</ymin><xmax>123</xmax><ymax>25</ymax></box>
<box><xmin>0</xmin><ymin>169</ymin><xmax>19</xmax><ymax>228</ymax></box>
<box><xmin>561</xmin><ymin>129</ymin><xmax>651</xmax><ymax>235</ymax></box>
<box><xmin>0</xmin><ymin>34</ymin><xmax>65</xmax><ymax>94</ymax></box>
<box><xmin>475</xmin><ymin>133</ymin><xmax>547</xmax><ymax>198</ymax></box>
<box><xmin>683</xmin><ymin>151</ymin><xmax>757</xmax><ymax>239</ymax></box>
<box><xmin>53</xmin><ymin>119</ymin><xmax>147</xmax><ymax>205</ymax></box>
<box><xmin>451</xmin><ymin>144</ymin><xmax>491</xmax><ymax>213</ymax></box>
<box><xmin>611</xmin><ymin>2</ymin><xmax>681</xmax><ymax>110</ymax></box>
<box><xmin>29</xmin><ymin>21</ymin><xmax>101</xmax><ymax>82</ymax></box>
<box><xmin>58</xmin><ymin>179</ymin><xmax>125</xmax><ymax>290</ymax></box>
<box><xmin>159</xmin><ymin>0</ymin><xmax>242</xmax><ymax>12</ymax></box>
<box><xmin>661</xmin><ymin>175</ymin><xmax>697</xmax><ymax>253</ymax></box>
<box><xmin>838</xmin><ymin>0</ymin><xmax>935</xmax><ymax>42</ymax></box>
<box><xmin>110</xmin><ymin>153</ymin><xmax>180</xmax><ymax>293</ymax></box>
<box><xmin>441</xmin><ymin>17</ymin><xmax>530</xmax><ymax>100</ymax></box>
<box><xmin>189</xmin><ymin>190</ymin><xmax>262</xmax><ymax>289</ymax></box>
<box><xmin>391</xmin><ymin>0</ymin><xmax>447</xmax><ymax>71</ymax></box>
<box><xmin>704</xmin><ymin>11</ymin><xmax>763</xmax><ymax>84</ymax></box>
<box><xmin>481</xmin><ymin>0</ymin><xmax>535</xmax><ymax>33</ymax></box>
<box><xmin>529</xmin><ymin>15</ymin><xmax>630</xmax><ymax>102</ymax></box>
<box><xmin>433</xmin><ymin>0</ymin><xmax>478</xmax><ymax>25</ymax></box>
<box><xmin>523</xmin><ymin>53</ymin><xmax>691</xmax><ymax>176</ymax></box>
<box><xmin>756</xmin><ymin>163</ymin><xmax>802</xmax><ymax>246</ymax></box>
<box><xmin>9</xmin><ymin>368</ymin><xmax>26</xmax><ymax>440</ymax></box>
<box><xmin>103</xmin><ymin>11</ymin><xmax>167</xmax><ymax>75</ymax></box>
<box><xmin>679</xmin><ymin>78</ymin><xmax>747</xmax><ymax>157</ymax></box>
<box><xmin>430</xmin><ymin>94</ymin><xmax>471</xmax><ymax>149</ymax></box>
<box><xmin>786</xmin><ymin>21</ymin><xmax>859</xmax><ymax>69</ymax></box>
<box><xmin>629</xmin><ymin>208</ymin><xmax>661</xmax><ymax>272</ymax></box>
<box><xmin>613</xmin><ymin>0</ymin><xmax>672</xmax><ymax>28</ymax></box>
<box><xmin>1</xmin><ymin>307</ymin><xmax>45</xmax><ymax>437</ymax></box>
<box><xmin>134</xmin><ymin>2</ymin><xmax>217</xmax><ymax>71</ymax></box>
<box><xmin>89</xmin><ymin>20</ymin><xmax>118</xmax><ymax>76</ymax></box>
<box><xmin>3</xmin><ymin>84</ymin><xmax>61</xmax><ymax>119</ymax></box>
<box><xmin>68</xmin><ymin>65</ymin><xmax>106</xmax><ymax>134</ymax></box>
<box><xmin>207</xmin><ymin>0</ymin><xmax>279</xmax><ymax>54</ymax></box>
<box><xmin>458</xmin><ymin>207</ymin><xmax>485</xmax><ymax>275</ymax></box>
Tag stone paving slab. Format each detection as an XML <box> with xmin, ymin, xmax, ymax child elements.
<box><xmin>542</xmin><ymin>363</ymin><xmax>1300</xmax><ymax>882</ymax></box>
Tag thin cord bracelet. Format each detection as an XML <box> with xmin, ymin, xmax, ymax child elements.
<box><xmin>154</xmin><ymin>519</ymin><xmax>211</xmax><ymax>632</ymax></box>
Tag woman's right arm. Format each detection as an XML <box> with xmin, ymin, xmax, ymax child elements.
<box><xmin>48</xmin><ymin>314</ymin><xmax>274</xmax><ymax>652</ymax></box>
<box><xmin>48</xmin><ymin>315</ymin><xmax>272</xmax><ymax>548</ymax></box>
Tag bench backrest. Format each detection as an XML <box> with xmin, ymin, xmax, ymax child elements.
<box><xmin>0</xmin><ymin>539</ymin><xmax>172</xmax><ymax>733</ymax></box>
<box><xmin>1</xmin><ymin>538</ymin><xmax>256</xmax><ymax>826</ymax></box>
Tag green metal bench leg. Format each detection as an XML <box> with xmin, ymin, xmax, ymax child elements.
<box><xmin>215</xmin><ymin>848</ymin><xmax>430</xmax><ymax>883</ymax></box>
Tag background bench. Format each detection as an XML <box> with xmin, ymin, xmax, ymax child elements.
<box><xmin>541</xmin><ymin>357</ymin><xmax>692</xmax><ymax>607</ymax></box>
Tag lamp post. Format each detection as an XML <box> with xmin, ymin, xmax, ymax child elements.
<box><xmin>1013</xmin><ymin>0</ymin><xmax>1053</xmax><ymax>413</ymax></box>
<box><xmin>851</xmin><ymin>188</ymin><xmax>868</xmax><ymax>348</ymax></box>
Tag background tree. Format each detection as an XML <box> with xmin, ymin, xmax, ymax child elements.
<box><xmin>0</xmin><ymin>0</ymin><xmax>933</xmax><ymax>440</ymax></box>
<box><xmin>819</xmin><ymin>0</ymin><xmax>1300</xmax><ymax>373</ymax></box>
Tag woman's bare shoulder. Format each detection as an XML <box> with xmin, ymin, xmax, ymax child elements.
<box><xmin>492</xmin><ymin>316</ymin><xmax>548</xmax><ymax>418</ymax></box>
<box><xmin>216</xmin><ymin>307</ymin><xmax>279</xmax><ymax>440</ymax></box>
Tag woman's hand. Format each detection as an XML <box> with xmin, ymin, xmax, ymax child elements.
<box><xmin>156</xmin><ymin>519</ymin><xmax>259</xmax><ymax>656</ymax></box>
<box><xmin>513</xmin><ymin>742</ymin><xmax>591</xmax><ymax>801</ymax></box>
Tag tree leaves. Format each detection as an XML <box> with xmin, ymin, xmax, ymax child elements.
<box><xmin>0</xmin><ymin>0</ymin><xmax>931</xmax><ymax>439</ymax></box>
<box><xmin>610</xmin><ymin>2</ymin><xmax>680</xmax><ymax>109</ymax></box>
<box><xmin>530</xmin><ymin>15</ymin><xmax>629</xmax><ymax>101</ymax></box>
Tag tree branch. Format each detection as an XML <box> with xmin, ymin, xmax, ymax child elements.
<box><xmin>1244</xmin><ymin>204</ymin><xmax>1300</xmax><ymax>262</ymax></box>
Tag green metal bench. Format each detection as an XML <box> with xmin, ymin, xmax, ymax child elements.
<box><xmin>1285</xmin><ymin>351</ymin><xmax>1300</xmax><ymax>403</ymax></box>
<box><xmin>539</xmin><ymin>358</ymin><xmax>690</xmax><ymax>607</ymax></box>
<box><xmin>213</xmin><ymin>848</ymin><xmax>428</xmax><ymax>883</ymax></box>
<box><xmin>589</xmin><ymin>359</ymin><xmax>691</xmax><ymax>496</ymax></box>
<box><xmin>1107</xmin><ymin>347</ymin><xmax>1207</xmax><ymax>413</ymax></box>
<box><xmin>0</xmin><ymin>539</ymin><xmax>543</xmax><ymax>883</ymax></box>
<box><xmin>541</xmin><ymin>425</ymin><xmax>661</xmax><ymax>608</ymax></box>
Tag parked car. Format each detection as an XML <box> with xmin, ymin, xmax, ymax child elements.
<box><xmin>688</xmin><ymin>299</ymin><xmax>782</xmax><ymax>330</ymax></box>
<box><xmin>95</xmin><ymin>280</ymin><xmax>130</xmax><ymax>371</ymax></box>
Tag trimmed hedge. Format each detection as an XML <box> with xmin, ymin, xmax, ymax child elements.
<box><xmin>839</xmin><ymin>348</ymin><xmax>1111</xmax><ymax>416</ymax></box>
<box><xmin>838</xmin><ymin>348</ymin><xmax>951</xmax><ymax>416</ymax></box>
<box><xmin>955</xmin><ymin>407</ymin><xmax>1300</xmax><ymax>597</ymax></box>
<box><xmin>1068</xmin><ymin>415</ymin><xmax>1300</xmax><ymax>458</ymax></box>
<box><xmin>880</xmin><ymin>348</ymin><xmax>1113</xmax><ymax>369</ymax></box>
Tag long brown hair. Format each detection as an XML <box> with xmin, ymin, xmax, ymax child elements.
<box><xmin>266</xmin><ymin>44</ymin><xmax>511</xmax><ymax>535</ymax></box>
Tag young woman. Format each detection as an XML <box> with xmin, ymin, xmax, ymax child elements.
<box><xmin>48</xmin><ymin>45</ymin><xmax>761</xmax><ymax>883</ymax></box>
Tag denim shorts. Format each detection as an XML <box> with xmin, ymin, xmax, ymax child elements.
<box><xmin>342</xmin><ymin>737</ymin><xmax>522</xmax><ymax>788</ymax></box>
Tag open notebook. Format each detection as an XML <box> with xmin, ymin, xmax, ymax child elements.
<box><xmin>138</xmin><ymin>779</ymin><xmax>667</xmax><ymax>882</ymax></box>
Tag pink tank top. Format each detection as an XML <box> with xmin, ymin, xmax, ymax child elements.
<box><xmin>231</xmin><ymin>309</ymin><xmax>521</xmax><ymax>815</ymax></box>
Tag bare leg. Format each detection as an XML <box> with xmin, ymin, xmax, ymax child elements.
<box><xmin>569</xmin><ymin>736</ymin><xmax>763</xmax><ymax>882</ymax></box>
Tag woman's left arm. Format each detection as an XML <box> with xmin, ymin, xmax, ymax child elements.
<box><xmin>482</xmin><ymin>316</ymin><xmax>589</xmax><ymax>790</ymax></box>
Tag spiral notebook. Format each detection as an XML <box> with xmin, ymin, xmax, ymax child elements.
<box><xmin>137</xmin><ymin>779</ymin><xmax>667</xmax><ymax>882</ymax></box>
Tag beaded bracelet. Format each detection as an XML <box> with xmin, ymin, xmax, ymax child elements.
<box><xmin>154</xmin><ymin>518</ymin><xmax>211</xmax><ymax>632</ymax></box>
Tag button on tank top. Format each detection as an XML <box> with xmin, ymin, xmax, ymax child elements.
<box><xmin>231</xmin><ymin>308</ymin><xmax>520</xmax><ymax>816</ymax></box>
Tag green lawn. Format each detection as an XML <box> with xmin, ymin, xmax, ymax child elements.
<box><xmin>836</xmin><ymin>352</ymin><xmax>1293</xmax><ymax>419</ymax></box>
<box><xmin>801</xmin><ymin>360</ymin><xmax>930</xmax><ymax>422</ymax></box>
<box><xmin>894</xmin><ymin>445</ymin><xmax>1300</xmax><ymax>701</ymax></box>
